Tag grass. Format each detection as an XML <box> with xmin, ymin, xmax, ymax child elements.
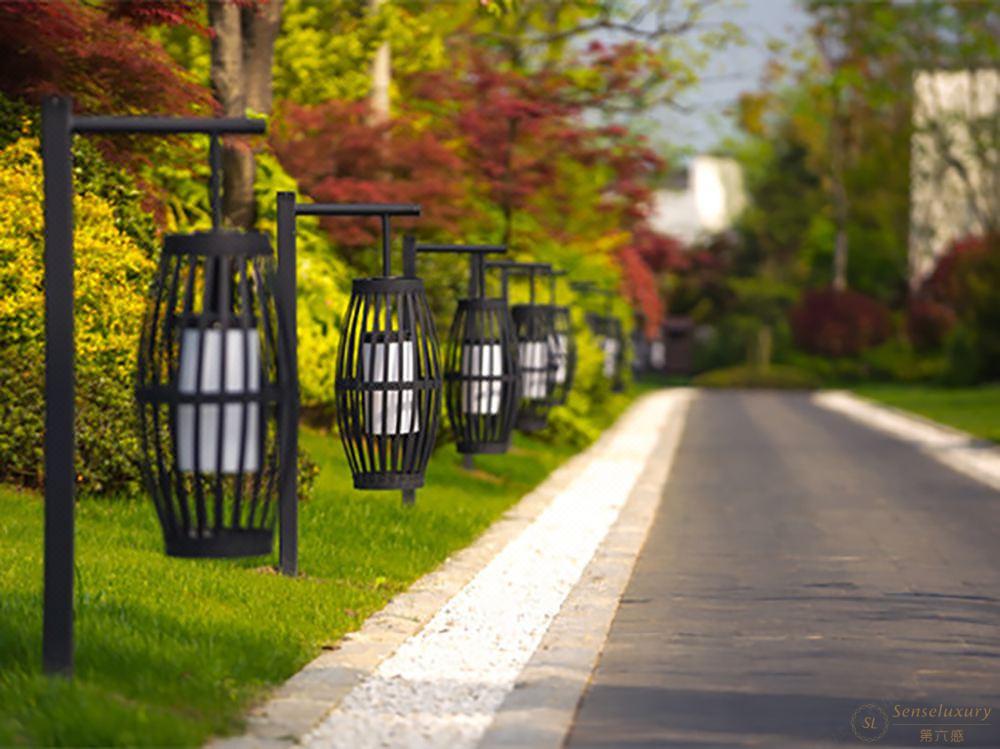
<box><xmin>853</xmin><ymin>383</ymin><xmax>1000</xmax><ymax>443</ymax></box>
<box><xmin>0</xmin><ymin>399</ymin><xmax>632</xmax><ymax>747</ymax></box>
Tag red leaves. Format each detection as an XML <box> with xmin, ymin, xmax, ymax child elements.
<box><xmin>271</xmin><ymin>100</ymin><xmax>467</xmax><ymax>257</ymax></box>
<box><xmin>105</xmin><ymin>0</ymin><xmax>200</xmax><ymax>29</ymax></box>
<box><xmin>0</xmin><ymin>0</ymin><xmax>211</xmax><ymax>115</ymax></box>
<box><xmin>618</xmin><ymin>245</ymin><xmax>664</xmax><ymax>337</ymax></box>
<box><xmin>632</xmin><ymin>229</ymin><xmax>688</xmax><ymax>274</ymax></box>
<box><xmin>790</xmin><ymin>287</ymin><xmax>893</xmax><ymax>357</ymax></box>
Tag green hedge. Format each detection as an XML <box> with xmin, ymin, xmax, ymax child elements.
<box><xmin>0</xmin><ymin>135</ymin><xmax>154</xmax><ymax>494</ymax></box>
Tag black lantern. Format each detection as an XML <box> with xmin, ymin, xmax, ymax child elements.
<box><xmin>406</xmin><ymin>241</ymin><xmax>519</xmax><ymax>455</ymax></box>
<box><xmin>546</xmin><ymin>269</ymin><xmax>576</xmax><ymax>407</ymax></box>
<box><xmin>135</xmin><ymin>231</ymin><xmax>293</xmax><ymax>557</ymax></box>
<box><xmin>489</xmin><ymin>261</ymin><xmax>557</xmax><ymax>433</ymax></box>
<box><xmin>576</xmin><ymin>282</ymin><xmax>627</xmax><ymax>392</ymax></box>
<box><xmin>606</xmin><ymin>315</ymin><xmax>627</xmax><ymax>392</ymax></box>
<box><xmin>327</xmin><ymin>205</ymin><xmax>440</xmax><ymax>505</ymax></box>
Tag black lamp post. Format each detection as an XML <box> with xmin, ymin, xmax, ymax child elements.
<box><xmin>39</xmin><ymin>95</ymin><xmax>293</xmax><ymax>676</ymax></box>
<box><xmin>404</xmin><ymin>240</ymin><xmax>518</xmax><ymax>459</ymax></box>
<box><xmin>292</xmin><ymin>202</ymin><xmax>439</xmax><ymax>506</ymax></box>
<box><xmin>487</xmin><ymin>261</ymin><xmax>557</xmax><ymax>433</ymax></box>
<box><xmin>546</xmin><ymin>269</ymin><xmax>576</xmax><ymax>407</ymax></box>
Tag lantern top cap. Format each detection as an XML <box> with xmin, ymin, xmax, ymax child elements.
<box><xmin>163</xmin><ymin>230</ymin><xmax>273</xmax><ymax>257</ymax></box>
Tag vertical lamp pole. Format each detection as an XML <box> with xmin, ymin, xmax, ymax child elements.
<box><xmin>276</xmin><ymin>193</ymin><xmax>300</xmax><ymax>577</ymax></box>
<box><xmin>40</xmin><ymin>95</ymin><xmax>267</xmax><ymax>675</ymax></box>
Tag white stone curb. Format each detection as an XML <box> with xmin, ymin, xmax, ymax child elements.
<box><xmin>813</xmin><ymin>390</ymin><xmax>1000</xmax><ymax>491</ymax></box>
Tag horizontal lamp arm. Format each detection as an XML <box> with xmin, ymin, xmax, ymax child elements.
<box><xmin>295</xmin><ymin>203</ymin><xmax>421</xmax><ymax>217</ymax></box>
<box><xmin>73</xmin><ymin>116</ymin><xmax>266</xmax><ymax>135</ymax></box>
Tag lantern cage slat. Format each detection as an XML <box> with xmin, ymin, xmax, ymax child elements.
<box><xmin>135</xmin><ymin>231</ymin><xmax>293</xmax><ymax>558</ymax></box>
<box><xmin>335</xmin><ymin>276</ymin><xmax>442</xmax><ymax>490</ymax></box>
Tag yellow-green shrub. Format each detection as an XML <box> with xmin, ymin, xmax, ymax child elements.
<box><xmin>0</xmin><ymin>136</ymin><xmax>154</xmax><ymax>494</ymax></box>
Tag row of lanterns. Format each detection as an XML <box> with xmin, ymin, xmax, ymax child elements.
<box><xmin>135</xmin><ymin>195</ymin><xmax>627</xmax><ymax>560</ymax></box>
<box><xmin>37</xmin><ymin>96</ymin><xmax>630</xmax><ymax>672</ymax></box>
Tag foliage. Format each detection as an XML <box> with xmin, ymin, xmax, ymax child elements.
<box><xmin>787</xmin><ymin>339</ymin><xmax>947</xmax><ymax>385</ymax></box>
<box><xmin>0</xmin><ymin>1</ymin><xmax>208</xmax><ymax>114</ymax></box>
<box><xmin>726</xmin><ymin>0</ymin><xmax>998</xmax><ymax>349</ymax></box>
<box><xmin>0</xmin><ymin>136</ymin><xmax>154</xmax><ymax>494</ymax></box>
<box><xmin>906</xmin><ymin>298</ymin><xmax>956</xmax><ymax>353</ymax></box>
<box><xmin>153</xmin><ymin>0</ymin><xmax>452</xmax><ymax>107</ymax></box>
<box><xmin>0</xmin><ymin>92</ymin><xmax>160</xmax><ymax>256</ymax></box>
<box><xmin>789</xmin><ymin>287</ymin><xmax>892</xmax><ymax>358</ymax></box>
<box><xmin>943</xmin><ymin>234</ymin><xmax>1000</xmax><ymax>384</ymax></box>
<box><xmin>270</xmin><ymin>99</ymin><xmax>468</xmax><ymax>262</ymax></box>
<box><xmin>693</xmin><ymin>363</ymin><xmax>820</xmax><ymax>390</ymax></box>
<box><xmin>252</xmin><ymin>149</ymin><xmax>351</xmax><ymax>409</ymax></box>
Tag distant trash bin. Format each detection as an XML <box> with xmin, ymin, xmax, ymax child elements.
<box><xmin>662</xmin><ymin>316</ymin><xmax>694</xmax><ymax>376</ymax></box>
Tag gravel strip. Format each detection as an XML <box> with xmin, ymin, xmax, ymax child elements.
<box><xmin>813</xmin><ymin>390</ymin><xmax>1000</xmax><ymax>490</ymax></box>
<box><xmin>299</xmin><ymin>390</ymin><xmax>685</xmax><ymax>749</ymax></box>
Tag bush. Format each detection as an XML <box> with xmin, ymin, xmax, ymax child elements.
<box><xmin>693</xmin><ymin>364</ymin><xmax>820</xmax><ymax>390</ymax></box>
<box><xmin>788</xmin><ymin>339</ymin><xmax>947</xmax><ymax>385</ymax></box>
<box><xmin>789</xmin><ymin>287</ymin><xmax>892</xmax><ymax>357</ymax></box>
<box><xmin>945</xmin><ymin>234</ymin><xmax>1000</xmax><ymax>383</ymax></box>
<box><xmin>906</xmin><ymin>297</ymin><xmax>956</xmax><ymax>352</ymax></box>
<box><xmin>0</xmin><ymin>136</ymin><xmax>154</xmax><ymax>494</ymax></box>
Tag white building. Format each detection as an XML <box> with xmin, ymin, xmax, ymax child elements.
<box><xmin>648</xmin><ymin>155</ymin><xmax>747</xmax><ymax>244</ymax></box>
<box><xmin>909</xmin><ymin>69</ymin><xmax>999</xmax><ymax>286</ymax></box>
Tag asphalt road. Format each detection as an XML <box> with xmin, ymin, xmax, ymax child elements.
<box><xmin>565</xmin><ymin>391</ymin><xmax>1000</xmax><ymax>749</ymax></box>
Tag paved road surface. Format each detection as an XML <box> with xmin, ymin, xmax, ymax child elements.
<box><xmin>565</xmin><ymin>391</ymin><xmax>1000</xmax><ymax>748</ymax></box>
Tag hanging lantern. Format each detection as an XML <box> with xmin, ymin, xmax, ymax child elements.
<box><xmin>486</xmin><ymin>262</ymin><xmax>556</xmax><ymax>433</ymax></box>
<box><xmin>135</xmin><ymin>231</ymin><xmax>293</xmax><ymax>558</ymax></box>
<box><xmin>546</xmin><ymin>269</ymin><xmax>576</xmax><ymax>406</ymax></box>
<box><xmin>650</xmin><ymin>338</ymin><xmax>667</xmax><ymax>370</ymax></box>
<box><xmin>409</xmin><ymin>241</ymin><xmax>519</xmax><ymax>455</ymax></box>
<box><xmin>330</xmin><ymin>205</ymin><xmax>440</xmax><ymax>500</ymax></box>
<box><xmin>607</xmin><ymin>315</ymin><xmax>627</xmax><ymax>391</ymax></box>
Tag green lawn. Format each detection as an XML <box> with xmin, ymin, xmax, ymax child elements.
<box><xmin>0</xmin><ymin>402</ymin><xmax>630</xmax><ymax>747</ymax></box>
<box><xmin>854</xmin><ymin>384</ymin><xmax>1000</xmax><ymax>443</ymax></box>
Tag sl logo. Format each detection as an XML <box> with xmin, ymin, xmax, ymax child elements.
<box><xmin>851</xmin><ymin>704</ymin><xmax>890</xmax><ymax>743</ymax></box>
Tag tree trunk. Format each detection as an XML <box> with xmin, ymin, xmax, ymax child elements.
<box><xmin>244</xmin><ymin>0</ymin><xmax>283</xmax><ymax>114</ymax></box>
<box><xmin>208</xmin><ymin>0</ymin><xmax>283</xmax><ymax>231</ymax></box>
<box><xmin>830</xmin><ymin>108</ymin><xmax>850</xmax><ymax>292</ymax></box>
<box><xmin>368</xmin><ymin>0</ymin><xmax>391</xmax><ymax>124</ymax></box>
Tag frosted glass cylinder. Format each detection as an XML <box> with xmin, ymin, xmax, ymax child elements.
<box><xmin>460</xmin><ymin>342</ymin><xmax>502</xmax><ymax>415</ymax></box>
<box><xmin>362</xmin><ymin>338</ymin><xmax>418</xmax><ymax>435</ymax></box>
<box><xmin>601</xmin><ymin>336</ymin><xmax>620</xmax><ymax>379</ymax></box>
<box><xmin>519</xmin><ymin>340</ymin><xmax>550</xmax><ymax>400</ymax></box>
<box><xmin>552</xmin><ymin>333</ymin><xmax>569</xmax><ymax>384</ymax></box>
<box><xmin>650</xmin><ymin>340</ymin><xmax>666</xmax><ymax>369</ymax></box>
<box><xmin>176</xmin><ymin>328</ymin><xmax>261</xmax><ymax>474</ymax></box>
